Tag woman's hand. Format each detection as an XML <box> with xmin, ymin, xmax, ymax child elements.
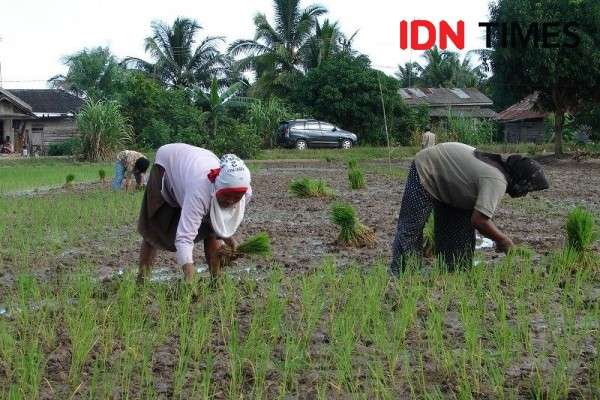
<box><xmin>495</xmin><ymin>237</ymin><xmax>515</xmax><ymax>253</ymax></box>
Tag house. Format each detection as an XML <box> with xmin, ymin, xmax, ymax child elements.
<box><xmin>496</xmin><ymin>92</ymin><xmax>547</xmax><ymax>143</ymax></box>
<box><xmin>399</xmin><ymin>87</ymin><xmax>497</xmax><ymax>122</ymax></box>
<box><xmin>0</xmin><ymin>88</ymin><xmax>84</xmax><ymax>154</ymax></box>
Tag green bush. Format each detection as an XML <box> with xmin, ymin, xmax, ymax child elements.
<box><xmin>208</xmin><ymin>121</ymin><xmax>261</xmax><ymax>159</ymax></box>
<box><xmin>565</xmin><ymin>206</ymin><xmax>598</xmax><ymax>253</ymax></box>
<box><xmin>77</xmin><ymin>100</ymin><xmax>132</xmax><ymax>161</ymax></box>
<box><xmin>47</xmin><ymin>138</ymin><xmax>80</xmax><ymax>156</ymax></box>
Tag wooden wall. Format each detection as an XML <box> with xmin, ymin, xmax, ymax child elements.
<box><xmin>503</xmin><ymin>119</ymin><xmax>545</xmax><ymax>143</ymax></box>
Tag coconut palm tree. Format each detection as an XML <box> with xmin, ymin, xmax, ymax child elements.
<box><xmin>301</xmin><ymin>19</ymin><xmax>343</xmax><ymax>69</ymax></box>
<box><xmin>124</xmin><ymin>18</ymin><xmax>223</xmax><ymax>89</ymax></box>
<box><xmin>419</xmin><ymin>46</ymin><xmax>486</xmax><ymax>88</ymax></box>
<box><xmin>228</xmin><ymin>0</ymin><xmax>327</xmax><ymax>85</ymax></box>
<box><xmin>49</xmin><ymin>47</ymin><xmax>121</xmax><ymax>99</ymax></box>
<box><xmin>198</xmin><ymin>78</ymin><xmax>253</xmax><ymax>137</ymax></box>
<box><xmin>395</xmin><ymin>61</ymin><xmax>423</xmax><ymax>87</ymax></box>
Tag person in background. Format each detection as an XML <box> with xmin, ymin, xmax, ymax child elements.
<box><xmin>137</xmin><ymin>143</ymin><xmax>252</xmax><ymax>283</ymax></box>
<box><xmin>390</xmin><ymin>142</ymin><xmax>549</xmax><ymax>274</ymax></box>
<box><xmin>112</xmin><ymin>150</ymin><xmax>150</xmax><ymax>191</ymax></box>
<box><xmin>1</xmin><ymin>136</ymin><xmax>14</xmax><ymax>154</ymax></box>
<box><xmin>421</xmin><ymin>127</ymin><xmax>436</xmax><ymax>149</ymax></box>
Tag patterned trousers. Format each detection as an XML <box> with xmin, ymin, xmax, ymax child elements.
<box><xmin>390</xmin><ymin>162</ymin><xmax>476</xmax><ymax>275</ymax></box>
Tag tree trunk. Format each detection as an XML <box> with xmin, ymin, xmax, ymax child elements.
<box><xmin>554</xmin><ymin>110</ymin><xmax>564</xmax><ymax>156</ymax></box>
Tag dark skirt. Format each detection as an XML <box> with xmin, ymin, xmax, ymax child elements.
<box><xmin>390</xmin><ymin>162</ymin><xmax>476</xmax><ymax>274</ymax></box>
<box><xmin>137</xmin><ymin>165</ymin><xmax>213</xmax><ymax>251</ymax></box>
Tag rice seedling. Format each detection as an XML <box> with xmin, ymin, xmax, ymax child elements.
<box><xmin>218</xmin><ymin>232</ymin><xmax>272</xmax><ymax>267</ymax></box>
<box><xmin>348</xmin><ymin>168</ymin><xmax>365</xmax><ymax>189</ymax></box>
<box><xmin>98</xmin><ymin>169</ymin><xmax>106</xmax><ymax>183</ymax></box>
<box><xmin>64</xmin><ymin>173</ymin><xmax>75</xmax><ymax>188</ymax></box>
<box><xmin>289</xmin><ymin>177</ymin><xmax>334</xmax><ymax>198</ymax></box>
<box><xmin>565</xmin><ymin>206</ymin><xmax>598</xmax><ymax>253</ymax></box>
<box><xmin>423</xmin><ymin>213</ymin><xmax>434</xmax><ymax>257</ymax></box>
<box><xmin>330</xmin><ymin>202</ymin><xmax>376</xmax><ymax>247</ymax></box>
<box><xmin>347</xmin><ymin>159</ymin><xmax>358</xmax><ymax>169</ymax></box>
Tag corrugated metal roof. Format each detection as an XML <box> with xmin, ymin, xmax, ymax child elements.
<box><xmin>399</xmin><ymin>87</ymin><xmax>493</xmax><ymax>106</ymax></box>
<box><xmin>496</xmin><ymin>92</ymin><xmax>547</xmax><ymax>122</ymax></box>
<box><xmin>429</xmin><ymin>107</ymin><xmax>497</xmax><ymax>118</ymax></box>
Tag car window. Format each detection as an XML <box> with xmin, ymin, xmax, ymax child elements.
<box><xmin>320</xmin><ymin>122</ymin><xmax>334</xmax><ymax>131</ymax></box>
<box><xmin>305</xmin><ymin>122</ymin><xmax>320</xmax><ymax>130</ymax></box>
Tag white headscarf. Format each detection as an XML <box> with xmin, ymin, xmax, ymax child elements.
<box><xmin>209</xmin><ymin>154</ymin><xmax>251</xmax><ymax>238</ymax></box>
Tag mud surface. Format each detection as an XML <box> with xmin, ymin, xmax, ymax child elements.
<box><xmin>3</xmin><ymin>157</ymin><xmax>600</xmax><ymax>287</ymax></box>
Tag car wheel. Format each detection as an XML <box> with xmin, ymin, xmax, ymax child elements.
<box><xmin>295</xmin><ymin>140</ymin><xmax>307</xmax><ymax>150</ymax></box>
<box><xmin>341</xmin><ymin>139</ymin><xmax>353</xmax><ymax>149</ymax></box>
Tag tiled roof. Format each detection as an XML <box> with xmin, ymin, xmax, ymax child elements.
<box><xmin>399</xmin><ymin>87</ymin><xmax>493</xmax><ymax>106</ymax></box>
<box><xmin>7</xmin><ymin>89</ymin><xmax>84</xmax><ymax>115</ymax></box>
<box><xmin>496</xmin><ymin>92</ymin><xmax>547</xmax><ymax>122</ymax></box>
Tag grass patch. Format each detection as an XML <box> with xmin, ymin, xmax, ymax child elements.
<box><xmin>0</xmin><ymin>158</ymin><xmax>114</xmax><ymax>193</ymax></box>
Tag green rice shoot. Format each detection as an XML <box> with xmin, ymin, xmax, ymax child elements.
<box><xmin>65</xmin><ymin>174</ymin><xmax>76</xmax><ymax>186</ymax></box>
<box><xmin>423</xmin><ymin>213</ymin><xmax>434</xmax><ymax>257</ymax></box>
<box><xmin>565</xmin><ymin>206</ymin><xmax>598</xmax><ymax>253</ymax></box>
<box><xmin>236</xmin><ymin>232</ymin><xmax>272</xmax><ymax>257</ymax></box>
<box><xmin>98</xmin><ymin>169</ymin><xmax>106</xmax><ymax>181</ymax></box>
<box><xmin>330</xmin><ymin>202</ymin><xmax>375</xmax><ymax>247</ymax></box>
<box><xmin>289</xmin><ymin>177</ymin><xmax>334</xmax><ymax>198</ymax></box>
<box><xmin>348</xmin><ymin>168</ymin><xmax>365</xmax><ymax>190</ymax></box>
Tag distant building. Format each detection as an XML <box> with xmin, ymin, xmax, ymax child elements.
<box><xmin>0</xmin><ymin>88</ymin><xmax>84</xmax><ymax>154</ymax></box>
<box><xmin>496</xmin><ymin>92</ymin><xmax>547</xmax><ymax>143</ymax></box>
<box><xmin>399</xmin><ymin>87</ymin><xmax>497</xmax><ymax>122</ymax></box>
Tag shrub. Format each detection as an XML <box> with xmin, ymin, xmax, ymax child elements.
<box><xmin>209</xmin><ymin>121</ymin><xmax>261</xmax><ymax>159</ymax></box>
<box><xmin>565</xmin><ymin>206</ymin><xmax>598</xmax><ymax>253</ymax></box>
<box><xmin>348</xmin><ymin>168</ymin><xmax>365</xmax><ymax>190</ymax></box>
<box><xmin>47</xmin><ymin>138</ymin><xmax>80</xmax><ymax>156</ymax></box>
<box><xmin>77</xmin><ymin>100</ymin><xmax>132</xmax><ymax>161</ymax></box>
<box><xmin>289</xmin><ymin>178</ymin><xmax>334</xmax><ymax>198</ymax></box>
<box><xmin>330</xmin><ymin>202</ymin><xmax>376</xmax><ymax>247</ymax></box>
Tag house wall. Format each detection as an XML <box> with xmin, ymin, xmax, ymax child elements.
<box><xmin>503</xmin><ymin>119</ymin><xmax>545</xmax><ymax>143</ymax></box>
<box><xmin>29</xmin><ymin>117</ymin><xmax>79</xmax><ymax>150</ymax></box>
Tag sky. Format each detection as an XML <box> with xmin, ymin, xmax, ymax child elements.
<box><xmin>0</xmin><ymin>0</ymin><xmax>491</xmax><ymax>89</ymax></box>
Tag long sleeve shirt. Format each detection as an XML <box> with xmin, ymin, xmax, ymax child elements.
<box><xmin>155</xmin><ymin>143</ymin><xmax>252</xmax><ymax>265</ymax></box>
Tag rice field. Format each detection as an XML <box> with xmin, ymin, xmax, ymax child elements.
<box><xmin>0</xmin><ymin>149</ymin><xmax>599</xmax><ymax>399</ymax></box>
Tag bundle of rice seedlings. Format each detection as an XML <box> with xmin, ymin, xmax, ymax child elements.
<box><xmin>98</xmin><ymin>169</ymin><xmax>106</xmax><ymax>182</ymax></box>
<box><xmin>64</xmin><ymin>174</ymin><xmax>75</xmax><ymax>188</ymax></box>
<box><xmin>565</xmin><ymin>206</ymin><xmax>598</xmax><ymax>253</ymax></box>
<box><xmin>237</xmin><ymin>232</ymin><xmax>272</xmax><ymax>257</ymax></box>
<box><xmin>330</xmin><ymin>202</ymin><xmax>376</xmax><ymax>248</ymax></box>
<box><xmin>219</xmin><ymin>233</ymin><xmax>272</xmax><ymax>267</ymax></box>
<box><xmin>289</xmin><ymin>177</ymin><xmax>334</xmax><ymax>198</ymax></box>
<box><xmin>348</xmin><ymin>168</ymin><xmax>365</xmax><ymax>189</ymax></box>
<box><xmin>347</xmin><ymin>159</ymin><xmax>358</xmax><ymax>169</ymax></box>
<box><xmin>423</xmin><ymin>214</ymin><xmax>435</xmax><ymax>257</ymax></box>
